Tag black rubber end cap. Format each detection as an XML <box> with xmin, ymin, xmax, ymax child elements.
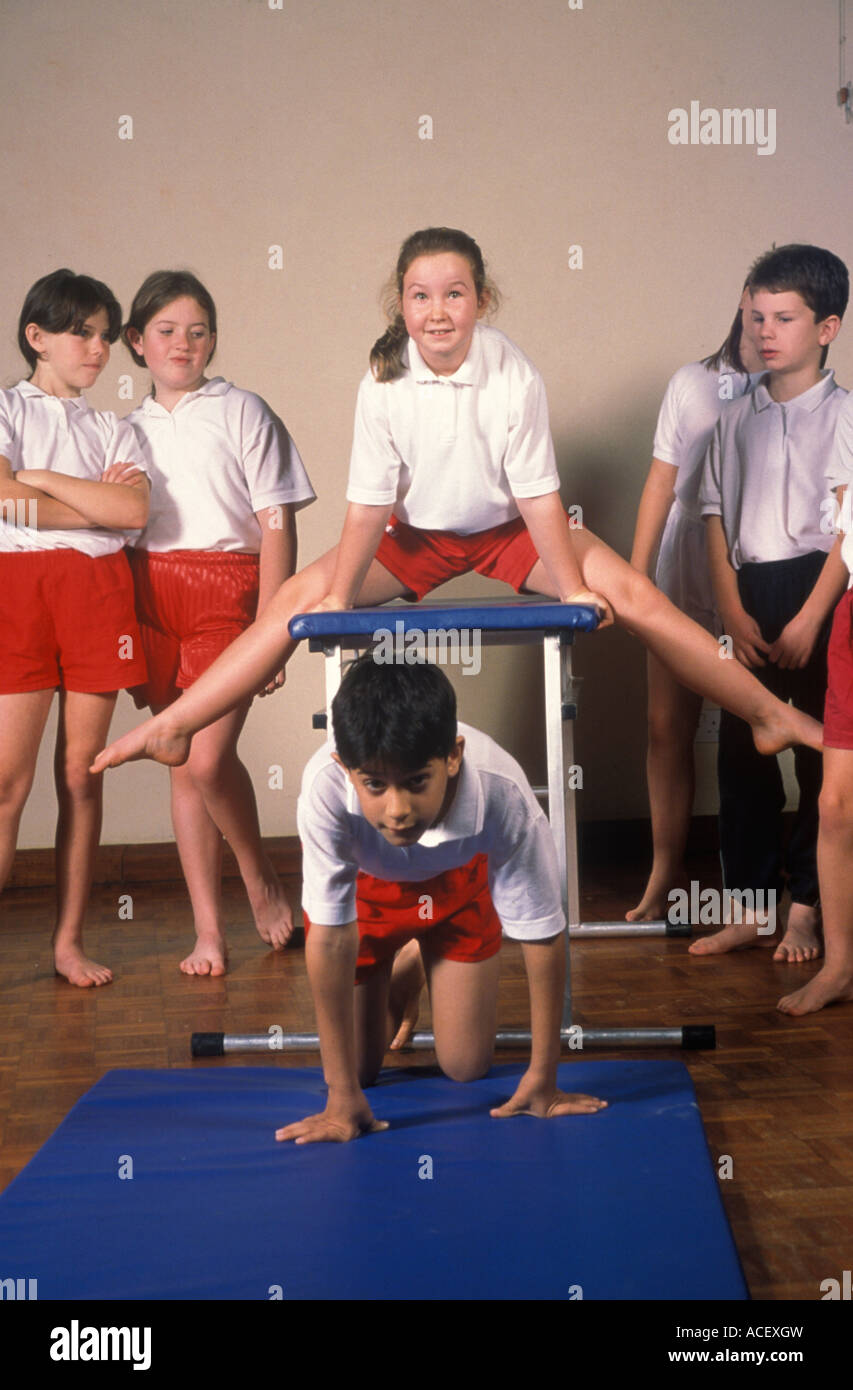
<box><xmin>665</xmin><ymin>922</ymin><xmax>693</xmax><ymax>937</ymax></box>
<box><xmin>191</xmin><ymin>1032</ymin><xmax>225</xmax><ymax>1057</ymax></box>
<box><xmin>682</xmin><ymin>1025</ymin><xmax>716</xmax><ymax>1050</ymax></box>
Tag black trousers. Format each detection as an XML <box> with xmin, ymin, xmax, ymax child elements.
<box><xmin>717</xmin><ymin>552</ymin><xmax>830</xmax><ymax>905</ymax></box>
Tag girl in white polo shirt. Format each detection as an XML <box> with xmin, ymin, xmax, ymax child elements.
<box><xmin>0</xmin><ymin>268</ymin><xmax>149</xmax><ymax>987</ymax></box>
<box><xmin>122</xmin><ymin>271</ymin><xmax>315</xmax><ymax>977</ymax></box>
<box><xmin>626</xmin><ymin>293</ymin><xmax>763</xmax><ymax>923</ymax></box>
<box><xmin>96</xmin><ymin>229</ymin><xmax>822</xmax><ymax>792</ymax></box>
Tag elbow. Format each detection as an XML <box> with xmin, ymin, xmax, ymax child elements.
<box><xmin>127</xmin><ymin>487</ymin><xmax>151</xmax><ymax>530</ymax></box>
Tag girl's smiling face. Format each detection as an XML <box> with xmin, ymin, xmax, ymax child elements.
<box><xmin>399</xmin><ymin>252</ymin><xmax>488</xmax><ymax>377</ymax></box>
<box><xmin>127</xmin><ymin>296</ymin><xmax>215</xmax><ymax>404</ymax></box>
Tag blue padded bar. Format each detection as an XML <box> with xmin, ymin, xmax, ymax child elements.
<box><xmin>289</xmin><ymin>597</ymin><xmax>600</xmax><ymax>641</ymax></box>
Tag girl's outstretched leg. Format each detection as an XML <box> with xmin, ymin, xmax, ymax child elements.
<box><xmin>627</xmin><ymin>653</ymin><xmax>701</xmax><ymax>922</ymax></box>
<box><xmin>92</xmin><ymin>551</ymin><xmax>409</xmax><ymax>775</ymax></box>
<box><xmin>526</xmin><ymin>529</ymin><xmax>822</xmax><ymax>753</ymax></box>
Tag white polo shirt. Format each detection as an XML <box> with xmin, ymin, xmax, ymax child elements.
<box><xmin>346</xmin><ymin>325</ymin><xmax>561</xmax><ymax>535</ymax></box>
<box><xmin>0</xmin><ymin>381</ymin><xmax>143</xmax><ymax>556</ymax></box>
<box><xmin>826</xmin><ymin>391</ymin><xmax>853</xmax><ymax>583</ymax></box>
<box><xmin>653</xmin><ymin>361</ymin><xmax>753</xmax><ymax>520</ymax></box>
<box><xmin>297</xmin><ymin>722</ymin><xmax>566</xmax><ymax>941</ymax></box>
<box><xmin>127</xmin><ymin>377</ymin><xmax>315</xmax><ymax>551</ymax></box>
<box><xmin>699</xmin><ymin>371</ymin><xmax>845</xmax><ymax>568</ymax></box>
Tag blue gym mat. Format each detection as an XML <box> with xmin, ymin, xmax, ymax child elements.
<box><xmin>0</xmin><ymin>1061</ymin><xmax>747</xmax><ymax>1300</ymax></box>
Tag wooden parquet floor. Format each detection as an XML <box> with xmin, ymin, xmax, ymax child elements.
<box><xmin>2</xmin><ymin>850</ymin><xmax>852</xmax><ymax>1302</ymax></box>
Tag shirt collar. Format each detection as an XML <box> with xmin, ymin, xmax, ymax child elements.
<box><xmin>405</xmin><ymin>328</ymin><xmax>484</xmax><ymax>387</ymax></box>
<box><xmin>16</xmin><ymin>379</ymin><xmax>89</xmax><ymax>410</ymax></box>
<box><xmin>417</xmin><ymin>751</ymin><xmax>483</xmax><ymax>846</ymax></box>
<box><xmin>139</xmin><ymin>376</ymin><xmax>230</xmax><ymax>416</ymax></box>
<box><xmin>752</xmin><ymin>369</ymin><xmax>837</xmax><ymax>414</ymax></box>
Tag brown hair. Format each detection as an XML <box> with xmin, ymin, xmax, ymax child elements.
<box><xmin>369</xmin><ymin>227</ymin><xmax>499</xmax><ymax>382</ymax></box>
<box><xmin>122</xmin><ymin>270</ymin><xmax>217</xmax><ymax>368</ymax></box>
<box><xmin>702</xmin><ymin>302</ymin><xmax>748</xmax><ymax>374</ymax></box>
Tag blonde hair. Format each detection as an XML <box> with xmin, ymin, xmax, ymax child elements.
<box><xmin>369</xmin><ymin>227</ymin><xmax>500</xmax><ymax>382</ymax></box>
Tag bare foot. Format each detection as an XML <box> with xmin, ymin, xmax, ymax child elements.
<box><xmin>625</xmin><ymin>874</ymin><xmax>677</xmax><ymax>923</ymax></box>
<box><xmin>54</xmin><ymin>944</ymin><xmax>113</xmax><ymax>987</ymax></box>
<box><xmin>778</xmin><ymin>966</ymin><xmax>853</xmax><ymax>1015</ymax></box>
<box><xmin>752</xmin><ymin>704</ymin><xmax>822</xmax><ymax>756</ymax></box>
<box><xmin>91</xmin><ymin>711</ymin><xmax>191</xmax><ymax>773</ymax></box>
<box><xmin>773</xmin><ymin>902</ymin><xmax>822</xmax><ymax>963</ymax></box>
<box><xmin>181</xmin><ymin>932</ymin><xmax>228</xmax><ymax>976</ymax></box>
<box><xmin>688</xmin><ymin>920</ymin><xmax>767</xmax><ymax>955</ymax></box>
<box><xmin>388</xmin><ymin>938</ymin><xmax>426</xmax><ymax>1049</ymax></box>
<box><xmin>248</xmin><ymin>878</ymin><xmax>295</xmax><ymax>950</ymax></box>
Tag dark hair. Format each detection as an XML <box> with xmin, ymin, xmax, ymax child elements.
<box><xmin>17</xmin><ymin>269</ymin><xmax>122</xmax><ymax>372</ymax></box>
<box><xmin>746</xmin><ymin>244</ymin><xmax>849</xmax><ymax>368</ymax></box>
<box><xmin>122</xmin><ymin>270</ymin><xmax>217</xmax><ymax>368</ymax></box>
<box><xmin>702</xmin><ymin>302</ymin><xmax>748</xmax><ymax>374</ymax></box>
<box><xmin>370</xmin><ymin>227</ymin><xmax>500</xmax><ymax>383</ymax></box>
<box><xmin>332</xmin><ymin>655</ymin><xmax>458</xmax><ymax>771</ymax></box>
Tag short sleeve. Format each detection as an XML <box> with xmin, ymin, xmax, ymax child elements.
<box><xmin>0</xmin><ymin>393</ymin><xmax>17</xmax><ymax>462</ymax></box>
<box><xmin>485</xmin><ymin>787</ymin><xmax>565</xmax><ymax>940</ymax></box>
<box><xmin>698</xmin><ymin>421</ymin><xmax>723</xmax><ymax>517</ymax></box>
<box><xmin>502</xmin><ymin>362</ymin><xmax>561</xmax><ymax>499</ymax></box>
<box><xmin>346</xmin><ymin>373</ymin><xmax>403</xmax><ymax>507</ymax></box>
<box><xmin>103</xmin><ymin>415</ymin><xmax>147</xmax><ymax>473</ymax></box>
<box><xmin>297</xmin><ymin>761</ymin><xmax>360</xmax><ymax>926</ymax></box>
<box><xmin>238</xmin><ymin>394</ymin><xmax>316</xmax><ymax>514</ymax></box>
<box><xmin>652</xmin><ymin>371</ymin><xmax>685</xmax><ymax>465</ymax></box>
<box><xmin>827</xmin><ymin>394</ymin><xmax>853</xmax><ymax>494</ymax></box>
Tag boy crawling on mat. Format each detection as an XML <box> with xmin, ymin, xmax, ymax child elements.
<box><xmin>277</xmin><ymin>655</ymin><xmax>607</xmax><ymax>1144</ymax></box>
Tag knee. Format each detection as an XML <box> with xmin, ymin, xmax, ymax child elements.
<box><xmin>0</xmin><ymin>768</ymin><xmax>35</xmax><ymax>815</ymax></box>
<box><xmin>818</xmin><ymin>782</ymin><xmax>853</xmax><ymax>838</ymax></box>
<box><xmin>648</xmin><ymin>705</ymin><xmax>680</xmax><ymax>748</ymax></box>
<box><xmin>618</xmin><ymin>569</ymin><xmax>669</xmax><ymax>627</ymax></box>
<box><xmin>437</xmin><ymin>1049</ymin><xmax>492</xmax><ymax>1084</ymax></box>
<box><xmin>185</xmin><ymin>745</ymin><xmax>234</xmax><ymax>794</ymax></box>
<box><xmin>57</xmin><ymin>753</ymin><xmax>101</xmax><ymax>802</ymax></box>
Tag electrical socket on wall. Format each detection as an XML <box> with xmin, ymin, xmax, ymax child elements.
<box><xmin>695</xmin><ymin>706</ymin><xmax>721</xmax><ymax>743</ymax></box>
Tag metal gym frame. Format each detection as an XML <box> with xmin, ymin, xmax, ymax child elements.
<box><xmin>191</xmin><ymin>598</ymin><xmax>714</xmax><ymax>1058</ymax></box>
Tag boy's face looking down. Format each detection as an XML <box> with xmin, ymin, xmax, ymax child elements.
<box><xmin>747</xmin><ymin>288</ymin><xmax>840</xmax><ymax>381</ymax></box>
<box><xmin>334</xmin><ymin>737</ymin><xmax>465</xmax><ymax>846</ymax></box>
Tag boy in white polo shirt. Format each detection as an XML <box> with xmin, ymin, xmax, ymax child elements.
<box><xmin>695</xmin><ymin>244</ymin><xmax>850</xmax><ymax>962</ymax></box>
<box><xmin>277</xmin><ymin>655</ymin><xmax>607</xmax><ymax>1144</ymax></box>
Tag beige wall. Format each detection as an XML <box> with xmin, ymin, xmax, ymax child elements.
<box><xmin>3</xmin><ymin>0</ymin><xmax>852</xmax><ymax>846</ymax></box>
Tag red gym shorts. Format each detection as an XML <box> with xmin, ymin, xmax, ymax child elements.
<box><xmin>304</xmin><ymin>853</ymin><xmax>502</xmax><ymax>984</ymax></box>
<box><xmin>128</xmin><ymin>549</ymin><xmax>259</xmax><ymax>710</ymax></box>
<box><xmin>374</xmin><ymin>512</ymin><xmax>574</xmax><ymax>601</ymax></box>
<box><xmin>824</xmin><ymin>588</ymin><xmax>853</xmax><ymax>749</ymax></box>
<box><xmin>0</xmin><ymin>548</ymin><xmax>147</xmax><ymax>694</ymax></box>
